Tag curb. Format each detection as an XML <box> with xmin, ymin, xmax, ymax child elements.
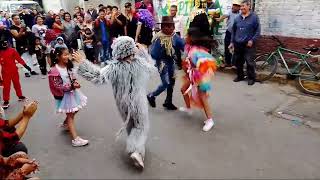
<box><xmin>218</xmin><ymin>67</ymin><xmax>296</xmax><ymax>86</ymax></box>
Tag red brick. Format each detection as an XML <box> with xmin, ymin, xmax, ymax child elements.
<box><xmin>257</xmin><ymin>36</ymin><xmax>320</xmax><ymax>56</ymax></box>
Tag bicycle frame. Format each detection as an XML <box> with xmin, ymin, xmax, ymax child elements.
<box><xmin>268</xmin><ymin>47</ymin><xmax>316</xmax><ymax>76</ymax></box>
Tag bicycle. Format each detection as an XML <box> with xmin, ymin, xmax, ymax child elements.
<box><xmin>254</xmin><ymin>36</ymin><xmax>320</xmax><ymax>96</ymax></box>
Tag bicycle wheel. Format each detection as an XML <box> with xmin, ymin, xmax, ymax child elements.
<box><xmin>255</xmin><ymin>53</ymin><xmax>278</xmax><ymax>82</ymax></box>
<box><xmin>297</xmin><ymin>66</ymin><xmax>320</xmax><ymax>96</ymax></box>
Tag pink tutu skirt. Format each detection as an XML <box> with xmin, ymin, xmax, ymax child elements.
<box><xmin>55</xmin><ymin>90</ymin><xmax>87</xmax><ymax>113</ymax></box>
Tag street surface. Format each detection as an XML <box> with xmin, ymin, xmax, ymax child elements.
<box><xmin>4</xmin><ymin>70</ymin><xmax>320</xmax><ymax>179</ymax></box>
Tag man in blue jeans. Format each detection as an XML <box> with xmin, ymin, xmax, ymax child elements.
<box><xmin>94</xmin><ymin>9</ymin><xmax>111</xmax><ymax>65</ymax></box>
<box><xmin>147</xmin><ymin>16</ymin><xmax>185</xmax><ymax>110</ymax></box>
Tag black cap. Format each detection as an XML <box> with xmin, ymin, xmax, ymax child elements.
<box><xmin>125</xmin><ymin>2</ymin><xmax>132</xmax><ymax>7</ymax></box>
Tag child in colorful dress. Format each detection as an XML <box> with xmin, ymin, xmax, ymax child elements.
<box><xmin>48</xmin><ymin>47</ymin><xmax>88</xmax><ymax>147</ymax></box>
<box><xmin>180</xmin><ymin>26</ymin><xmax>217</xmax><ymax>132</ymax></box>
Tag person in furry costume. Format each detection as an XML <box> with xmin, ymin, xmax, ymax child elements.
<box><xmin>72</xmin><ymin>36</ymin><xmax>156</xmax><ymax>169</ymax></box>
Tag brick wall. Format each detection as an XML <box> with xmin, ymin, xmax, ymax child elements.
<box><xmin>256</xmin><ymin>36</ymin><xmax>320</xmax><ymax>55</ymax></box>
<box><xmin>255</xmin><ymin>0</ymin><xmax>320</xmax><ymax>54</ymax></box>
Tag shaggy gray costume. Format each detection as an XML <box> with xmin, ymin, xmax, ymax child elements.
<box><xmin>77</xmin><ymin>37</ymin><xmax>156</xmax><ymax>159</ymax></box>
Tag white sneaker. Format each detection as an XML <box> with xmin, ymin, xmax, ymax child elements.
<box><xmin>203</xmin><ymin>119</ymin><xmax>215</xmax><ymax>132</ymax></box>
<box><xmin>72</xmin><ymin>137</ymin><xmax>89</xmax><ymax>147</ymax></box>
<box><xmin>130</xmin><ymin>152</ymin><xmax>144</xmax><ymax>169</ymax></box>
<box><xmin>179</xmin><ymin>107</ymin><xmax>193</xmax><ymax>116</ymax></box>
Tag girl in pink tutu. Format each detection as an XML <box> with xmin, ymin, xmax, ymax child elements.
<box><xmin>48</xmin><ymin>47</ymin><xmax>89</xmax><ymax>147</ymax></box>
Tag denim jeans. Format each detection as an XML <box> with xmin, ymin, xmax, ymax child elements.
<box><xmin>97</xmin><ymin>41</ymin><xmax>110</xmax><ymax>63</ymax></box>
<box><xmin>148</xmin><ymin>61</ymin><xmax>175</xmax><ymax>104</ymax></box>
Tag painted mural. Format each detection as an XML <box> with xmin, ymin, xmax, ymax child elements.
<box><xmin>154</xmin><ymin>0</ymin><xmax>232</xmax><ymax>36</ymax></box>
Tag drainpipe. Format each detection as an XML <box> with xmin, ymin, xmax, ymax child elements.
<box><xmin>252</xmin><ymin>0</ymin><xmax>256</xmax><ymax>11</ymax></box>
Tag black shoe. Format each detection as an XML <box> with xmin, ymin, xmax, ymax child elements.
<box><xmin>31</xmin><ymin>71</ymin><xmax>39</xmax><ymax>75</ymax></box>
<box><xmin>233</xmin><ymin>77</ymin><xmax>245</xmax><ymax>82</ymax></box>
<box><xmin>2</xmin><ymin>101</ymin><xmax>9</xmax><ymax>109</ymax></box>
<box><xmin>248</xmin><ymin>79</ymin><xmax>255</xmax><ymax>86</ymax></box>
<box><xmin>25</xmin><ymin>73</ymin><xmax>31</xmax><ymax>77</ymax></box>
<box><xmin>163</xmin><ymin>103</ymin><xmax>178</xmax><ymax>110</ymax></box>
<box><xmin>147</xmin><ymin>96</ymin><xmax>156</xmax><ymax>108</ymax></box>
<box><xmin>18</xmin><ymin>96</ymin><xmax>26</xmax><ymax>101</ymax></box>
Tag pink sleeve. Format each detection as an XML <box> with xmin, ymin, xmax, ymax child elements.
<box><xmin>49</xmin><ymin>76</ymin><xmax>72</xmax><ymax>92</ymax></box>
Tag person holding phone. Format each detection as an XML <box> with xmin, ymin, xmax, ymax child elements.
<box><xmin>110</xmin><ymin>6</ymin><xmax>126</xmax><ymax>39</ymax></box>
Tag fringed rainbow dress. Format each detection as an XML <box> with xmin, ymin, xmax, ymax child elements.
<box><xmin>182</xmin><ymin>45</ymin><xmax>217</xmax><ymax>108</ymax></box>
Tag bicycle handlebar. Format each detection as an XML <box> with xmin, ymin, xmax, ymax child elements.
<box><xmin>271</xmin><ymin>35</ymin><xmax>286</xmax><ymax>48</ymax></box>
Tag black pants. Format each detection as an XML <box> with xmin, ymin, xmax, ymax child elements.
<box><xmin>234</xmin><ymin>43</ymin><xmax>256</xmax><ymax>80</ymax></box>
<box><xmin>84</xmin><ymin>47</ymin><xmax>96</xmax><ymax>63</ymax></box>
<box><xmin>224</xmin><ymin>31</ymin><xmax>233</xmax><ymax>65</ymax></box>
<box><xmin>2</xmin><ymin>142</ymin><xmax>28</xmax><ymax>157</ymax></box>
<box><xmin>37</xmin><ymin>57</ymin><xmax>47</xmax><ymax>75</ymax></box>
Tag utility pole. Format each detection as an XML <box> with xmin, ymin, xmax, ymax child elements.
<box><xmin>80</xmin><ymin>0</ymin><xmax>86</xmax><ymax>10</ymax></box>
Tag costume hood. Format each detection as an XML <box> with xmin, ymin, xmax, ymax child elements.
<box><xmin>111</xmin><ymin>36</ymin><xmax>136</xmax><ymax>61</ymax></box>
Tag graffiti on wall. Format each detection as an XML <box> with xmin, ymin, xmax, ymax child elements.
<box><xmin>154</xmin><ymin>0</ymin><xmax>232</xmax><ymax>36</ymax></box>
<box><xmin>155</xmin><ymin>0</ymin><xmax>193</xmax><ymax>16</ymax></box>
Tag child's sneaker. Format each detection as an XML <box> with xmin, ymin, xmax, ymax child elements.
<box><xmin>18</xmin><ymin>96</ymin><xmax>26</xmax><ymax>101</ymax></box>
<box><xmin>203</xmin><ymin>119</ymin><xmax>215</xmax><ymax>132</ymax></box>
<box><xmin>130</xmin><ymin>152</ymin><xmax>144</xmax><ymax>169</ymax></box>
<box><xmin>179</xmin><ymin>107</ymin><xmax>193</xmax><ymax>116</ymax></box>
<box><xmin>2</xmin><ymin>101</ymin><xmax>9</xmax><ymax>109</ymax></box>
<box><xmin>31</xmin><ymin>71</ymin><xmax>39</xmax><ymax>75</ymax></box>
<box><xmin>72</xmin><ymin>137</ymin><xmax>89</xmax><ymax>147</ymax></box>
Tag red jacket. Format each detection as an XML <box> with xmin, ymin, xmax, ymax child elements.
<box><xmin>48</xmin><ymin>66</ymin><xmax>76</xmax><ymax>99</ymax></box>
<box><xmin>0</xmin><ymin>118</ymin><xmax>19</xmax><ymax>154</ymax></box>
<box><xmin>0</xmin><ymin>48</ymin><xmax>26</xmax><ymax>74</ymax></box>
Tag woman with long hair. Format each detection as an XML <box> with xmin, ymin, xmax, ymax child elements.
<box><xmin>32</xmin><ymin>15</ymin><xmax>47</xmax><ymax>45</ymax></box>
<box><xmin>180</xmin><ymin>15</ymin><xmax>217</xmax><ymax>132</ymax></box>
<box><xmin>62</xmin><ymin>12</ymin><xmax>76</xmax><ymax>48</ymax></box>
<box><xmin>52</xmin><ymin>15</ymin><xmax>64</xmax><ymax>35</ymax></box>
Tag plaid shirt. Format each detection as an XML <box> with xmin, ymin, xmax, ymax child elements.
<box><xmin>0</xmin><ymin>118</ymin><xmax>19</xmax><ymax>154</ymax></box>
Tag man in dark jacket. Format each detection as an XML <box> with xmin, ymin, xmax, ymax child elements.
<box><xmin>19</xmin><ymin>8</ymin><xmax>34</xmax><ymax>29</ymax></box>
<box><xmin>229</xmin><ymin>0</ymin><xmax>260</xmax><ymax>86</ymax></box>
<box><xmin>87</xmin><ymin>5</ymin><xmax>98</xmax><ymax>21</ymax></box>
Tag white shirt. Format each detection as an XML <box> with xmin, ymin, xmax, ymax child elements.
<box><xmin>32</xmin><ymin>24</ymin><xmax>47</xmax><ymax>38</ymax></box>
<box><xmin>56</xmin><ymin>64</ymin><xmax>70</xmax><ymax>85</ymax></box>
<box><xmin>173</xmin><ymin>16</ymin><xmax>183</xmax><ymax>35</ymax></box>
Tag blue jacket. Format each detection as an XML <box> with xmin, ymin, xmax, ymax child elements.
<box><xmin>150</xmin><ymin>34</ymin><xmax>185</xmax><ymax>65</ymax></box>
<box><xmin>231</xmin><ymin>12</ymin><xmax>261</xmax><ymax>44</ymax></box>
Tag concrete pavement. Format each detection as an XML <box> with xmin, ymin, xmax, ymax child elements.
<box><xmin>3</xmin><ymin>70</ymin><xmax>320</xmax><ymax>179</ymax></box>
